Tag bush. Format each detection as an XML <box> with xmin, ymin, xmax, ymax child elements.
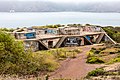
<box><xmin>94</xmin><ymin>50</ymin><xmax>101</xmax><ymax>54</ymax></box>
<box><xmin>86</xmin><ymin>57</ymin><xmax>104</xmax><ymax>64</ymax></box>
<box><xmin>0</xmin><ymin>31</ymin><xmax>82</xmax><ymax>76</ymax></box>
<box><xmin>90</xmin><ymin>47</ymin><xmax>105</xmax><ymax>55</ymax></box>
<box><xmin>0</xmin><ymin>28</ymin><xmax>14</xmax><ymax>32</ymax></box>
<box><xmin>52</xmin><ymin>48</ymin><xmax>67</xmax><ymax>60</ymax></box>
<box><xmin>0</xmin><ymin>31</ymin><xmax>59</xmax><ymax>76</ymax></box>
<box><xmin>32</xmin><ymin>24</ymin><xmax>63</xmax><ymax>29</ymax></box>
<box><xmin>108</xmin><ymin>57</ymin><xmax>120</xmax><ymax>64</ymax></box>
<box><xmin>72</xmin><ymin>49</ymin><xmax>82</xmax><ymax>53</ymax></box>
<box><xmin>32</xmin><ymin>52</ymin><xmax>59</xmax><ymax>72</ymax></box>
<box><xmin>86</xmin><ymin>49</ymin><xmax>96</xmax><ymax>58</ymax></box>
<box><xmin>88</xmin><ymin>48</ymin><xmax>99</xmax><ymax>55</ymax></box>
<box><xmin>51</xmin><ymin>48</ymin><xmax>82</xmax><ymax>60</ymax></box>
<box><xmin>0</xmin><ymin>31</ymin><xmax>26</xmax><ymax>75</ymax></box>
<box><xmin>87</xmin><ymin>68</ymin><xmax>105</xmax><ymax>76</ymax></box>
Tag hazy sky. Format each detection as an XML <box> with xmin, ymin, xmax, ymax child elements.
<box><xmin>0</xmin><ymin>0</ymin><xmax>120</xmax><ymax>3</ymax></box>
<box><xmin>47</xmin><ymin>0</ymin><xmax>120</xmax><ymax>2</ymax></box>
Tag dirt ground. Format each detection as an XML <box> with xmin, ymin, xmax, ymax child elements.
<box><xmin>49</xmin><ymin>45</ymin><xmax>105</xmax><ymax>80</ymax></box>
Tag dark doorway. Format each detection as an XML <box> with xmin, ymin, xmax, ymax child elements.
<box><xmin>48</xmin><ymin>41</ymin><xmax>53</xmax><ymax>48</ymax></box>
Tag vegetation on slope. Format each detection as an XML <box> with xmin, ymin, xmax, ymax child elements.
<box><xmin>102</xmin><ymin>26</ymin><xmax>120</xmax><ymax>43</ymax></box>
<box><xmin>86</xmin><ymin>44</ymin><xmax>120</xmax><ymax>64</ymax></box>
<box><xmin>0</xmin><ymin>31</ymin><xmax>58</xmax><ymax>76</ymax></box>
<box><xmin>86</xmin><ymin>56</ymin><xmax>105</xmax><ymax>64</ymax></box>
<box><xmin>86</xmin><ymin>63</ymin><xmax>120</xmax><ymax>80</ymax></box>
<box><xmin>36</xmin><ymin>48</ymin><xmax>82</xmax><ymax>60</ymax></box>
<box><xmin>87</xmin><ymin>68</ymin><xmax>106</xmax><ymax>77</ymax></box>
<box><xmin>32</xmin><ymin>24</ymin><xmax>63</xmax><ymax>29</ymax></box>
<box><xmin>86</xmin><ymin>44</ymin><xmax>120</xmax><ymax>79</ymax></box>
<box><xmin>0</xmin><ymin>31</ymin><xmax>82</xmax><ymax>76</ymax></box>
<box><xmin>0</xmin><ymin>28</ymin><xmax>14</xmax><ymax>32</ymax></box>
<box><xmin>32</xmin><ymin>24</ymin><xmax>83</xmax><ymax>29</ymax></box>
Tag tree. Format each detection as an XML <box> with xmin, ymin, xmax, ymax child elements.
<box><xmin>0</xmin><ymin>31</ymin><xmax>58</xmax><ymax>75</ymax></box>
<box><xmin>0</xmin><ymin>31</ymin><xmax>26</xmax><ymax>74</ymax></box>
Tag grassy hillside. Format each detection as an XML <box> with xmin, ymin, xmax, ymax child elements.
<box><xmin>0</xmin><ymin>31</ymin><xmax>82</xmax><ymax>78</ymax></box>
<box><xmin>85</xmin><ymin>44</ymin><xmax>120</xmax><ymax>80</ymax></box>
<box><xmin>102</xmin><ymin>26</ymin><xmax>120</xmax><ymax>43</ymax></box>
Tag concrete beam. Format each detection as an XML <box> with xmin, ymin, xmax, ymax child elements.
<box><xmin>96</xmin><ymin>33</ymin><xmax>105</xmax><ymax>44</ymax></box>
<box><xmin>38</xmin><ymin>40</ymin><xmax>49</xmax><ymax>50</ymax></box>
<box><xmin>104</xmin><ymin>33</ymin><xmax>117</xmax><ymax>44</ymax></box>
<box><xmin>55</xmin><ymin>36</ymin><xmax>66</xmax><ymax>48</ymax></box>
<box><xmin>83</xmin><ymin>36</ymin><xmax>93</xmax><ymax>45</ymax></box>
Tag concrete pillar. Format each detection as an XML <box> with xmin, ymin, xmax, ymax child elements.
<box><xmin>81</xmin><ymin>37</ymin><xmax>84</xmax><ymax>45</ymax></box>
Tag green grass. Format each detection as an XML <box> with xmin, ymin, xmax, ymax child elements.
<box><xmin>36</xmin><ymin>48</ymin><xmax>82</xmax><ymax>60</ymax></box>
<box><xmin>108</xmin><ymin>57</ymin><xmax>120</xmax><ymax>64</ymax></box>
<box><xmin>103</xmin><ymin>26</ymin><xmax>120</xmax><ymax>43</ymax></box>
<box><xmin>0</xmin><ymin>31</ymin><xmax>61</xmax><ymax>76</ymax></box>
<box><xmin>87</xmin><ymin>45</ymin><xmax>120</xmax><ymax>64</ymax></box>
<box><xmin>86</xmin><ymin>56</ymin><xmax>104</xmax><ymax>64</ymax></box>
<box><xmin>87</xmin><ymin>68</ymin><xmax>105</xmax><ymax>77</ymax></box>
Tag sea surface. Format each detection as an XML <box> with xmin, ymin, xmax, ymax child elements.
<box><xmin>0</xmin><ymin>12</ymin><xmax>120</xmax><ymax>28</ymax></box>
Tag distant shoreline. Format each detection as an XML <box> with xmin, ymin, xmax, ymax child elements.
<box><xmin>1</xmin><ymin>23</ymin><xmax>120</xmax><ymax>29</ymax></box>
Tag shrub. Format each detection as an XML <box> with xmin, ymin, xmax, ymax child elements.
<box><xmin>86</xmin><ymin>51</ymin><xmax>94</xmax><ymax>58</ymax></box>
<box><xmin>0</xmin><ymin>28</ymin><xmax>14</xmax><ymax>32</ymax></box>
<box><xmin>86</xmin><ymin>57</ymin><xmax>104</xmax><ymax>64</ymax></box>
<box><xmin>89</xmin><ymin>48</ymin><xmax>96</xmax><ymax>53</ymax></box>
<box><xmin>99</xmin><ymin>47</ymin><xmax>106</xmax><ymax>51</ymax></box>
<box><xmin>90</xmin><ymin>47</ymin><xmax>105</xmax><ymax>55</ymax></box>
<box><xmin>30</xmin><ymin>52</ymin><xmax>59</xmax><ymax>72</ymax></box>
<box><xmin>87</xmin><ymin>68</ymin><xmax>105</xmax><ymax>76</ymax></box>
<box><xmin>70</xmin><ymin>52</ymin><xmax>77</xmax><ymax>58</ymax></box>
<box><xmin>51</xmin><ymin>48</ymin><xmax>82</xmax><ymax>60</ymax></box>
<box><xmin>88</xmin><ymin>48</ymin><xmax>100</xmax><ymax>55</ymax></box>
<box><xmin>0</xmin><ymin>31</ymin><xmax>26</xmax><ymax>75</ymax></box>
<box><xmin>91</xmin><ymin>48</ymin><xmax>96</xmax><ymax>50</ymax></box>
<box><xmin>53</xmin><ymin>48</ymin><xmax>67</xmax><ymax>59</ymax></box>
<box><xmin>94</xmin><ymin>50</ymin><xmax>101</xmax><ymax>54</ymax></box>
<box><xmin>108</xmin><ymin>57</ymin><xmax>120</xmax><ymax>64</ymax></box>
<box><xmin>0</xmin><ymin>31</ymin><xmax>59</xmax><ymax>76</ymax></box>
<box><xmin>72</xmin><ymin>49</ymin><xmax>82</xmax><ymax>53</ymax></box>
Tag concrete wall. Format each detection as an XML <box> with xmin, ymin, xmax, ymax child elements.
<box><xmin>42</xmin><ymin>38</ymin><xmax>60</xmax><ymax>48</ymax></box>
<box><xmin>24</xmin><ymin>41</ymin><xmax>39</xmax><ymax>52</ymax></box>
<box><xmin>15</xmin><ymin>33</ymin><xmax>26</xmax><ymax>39</ymax></box>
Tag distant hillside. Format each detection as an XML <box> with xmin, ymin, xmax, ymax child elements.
<box><xmin>0</xmin><ymin>1</ymin><xmax>120</xmax><ymax>12</ymax></box>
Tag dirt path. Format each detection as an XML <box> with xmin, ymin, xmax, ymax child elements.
<box><xmin>50</xmin><ymin>45</ymin><xmax>104</xmax><ymax>80</ymax></box>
